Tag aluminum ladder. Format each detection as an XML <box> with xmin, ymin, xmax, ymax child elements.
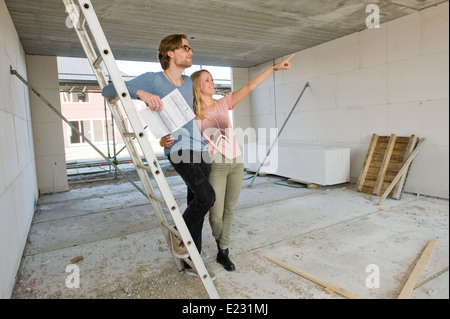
<box><xmin>63</xmin><ymin>0</ymin><xmax>219</xmax><ymax>299</ymax></box>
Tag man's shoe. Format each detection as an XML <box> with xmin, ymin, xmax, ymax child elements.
<box><xmin>169</xmin><ymin>231</ymin><xmax>189</xmax><ymax>258</ymax></box>
<box><xmin>217</xmin><ymin>248</ymin><xmax>236</xmax><ymax>272</ymax></box>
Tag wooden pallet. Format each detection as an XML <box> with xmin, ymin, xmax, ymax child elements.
<box><xmin>357</xmin><ymin>134</ymin><xmax>420</xmax><ymax>201</ymax></box>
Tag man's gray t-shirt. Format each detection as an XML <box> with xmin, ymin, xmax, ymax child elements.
<box><xmin>102</xmin><ymin>72</ymin><xmax>207</xmax><ymax>157</ymax></box>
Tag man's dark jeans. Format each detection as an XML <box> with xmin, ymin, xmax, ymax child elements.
<box><xmin>168</xmin><ymin>150</ymin><xmax>215</xmax><ymax>254</ymax></box>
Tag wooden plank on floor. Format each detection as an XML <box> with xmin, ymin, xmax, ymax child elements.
<box><xmin>265</xmin><ymin>256</ymin><xmax>365</xmax><ymax>299</ymax></box>
<box><xmin>398</xmin><ymin>239</ymin><xmax>437</xmax><ymax>299</ymax></box>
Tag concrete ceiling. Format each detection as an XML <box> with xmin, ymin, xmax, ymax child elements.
<box><xmin>5</xmin><ymin>0</ymin><xmax>448</xmax><ymax>68</ymax></box>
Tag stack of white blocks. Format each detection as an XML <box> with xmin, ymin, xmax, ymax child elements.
<box><xmin>243</xmin><ymin>142</ymin><xmax>350</xmax><ymax>186</ymax></box>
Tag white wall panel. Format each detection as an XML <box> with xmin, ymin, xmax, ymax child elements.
<box><xmin>0</xmin><ymin>0</ymin><xmax>38</xmax><ymax>298</ymax></box>
<box><xmin>387</xmin><ymin>12</ymin><xmax>420</xmax><ymax>62</ymax></box>
<box><xmin>359</xmin><ymin>25</ymin><xmax>388</xmax><ymax>68</ymax></box>
<box><xmin>420</xmin><ymin>2</ymin><xmax>449</xmax><ymax>55</ymax></box>
<box><xmin>316</xmin><ymin>33</ymin><xmax>360</xmax><ymax>76</ymax></box>
<box><xmin>337</xmin><ymin>64</ymin><xmax>388</xmax><ymax>108</ymax></box>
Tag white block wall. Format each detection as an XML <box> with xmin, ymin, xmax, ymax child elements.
<box><xmin>26</xmin><ymin>55</ymin><xmax>69</xmax><ymax>195</ymax></box>
<box><xmin>0</xmin><ymin>0</ymin><xmax>39</xmax><ymax>299</ymax></box>
<box><xmin>235</xmin><ymin>3</ymin><xmax>449</xmax><ymax>199</ymax></box>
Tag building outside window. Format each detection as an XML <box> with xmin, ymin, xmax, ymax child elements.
<box><xmin>58</xmin><ymin>57</ymin><xmax>231</xmax><ymax>161</ymax></box>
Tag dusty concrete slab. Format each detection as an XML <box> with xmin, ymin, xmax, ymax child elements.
<box><xmin>11</xmin><ymin>167</ymin><xmax>449</xmax><ymax>300</ymax></box>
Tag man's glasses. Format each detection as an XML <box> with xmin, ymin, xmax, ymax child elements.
<box><xmin>179</xmin><ymin>45</ymin><xmax>193</xmax><ymax>53</ymax></box>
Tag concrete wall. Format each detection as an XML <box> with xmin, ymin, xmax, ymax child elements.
<box><xmin>234</xmin><ymin>3</ymin><xmax>449</xmax><ymax>199</ymax></box>
<box><xmin>0</xmin><ymin>0</ymin><xmax>39</xmax><ymax>299</ymax></box>
<box><xmin>27</xmin><ymin>55</ymin><xmax>69</xmax><ymax>195</ymax></box>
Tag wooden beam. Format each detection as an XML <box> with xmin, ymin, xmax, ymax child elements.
<box><xmin>265</xmin><ymin>256</ymin><xmax>365</xmax><ymax>299</ymax></box>
<box><xmin>374</xmin><ymin>134</ymin><xmax>397</xmax><ymax>196</ymax></box>
<box><xmin>358</xmin><ymin>134</ymin><xmax>379</xmax><ymax>191</ymax></box>
<box><xmin>398</xmin><ymin>239</ymin><xmax>437</xmax><ymax>299</ymax></box>
<box><xmin>378</xmin><ymin>138</ymin><xmax>425</xmax><ymax>205</ymax></box>
<box><xmin>392</xmin><ymin>135</ymin><xmax>418</xmax><ymax>199</ymax></box>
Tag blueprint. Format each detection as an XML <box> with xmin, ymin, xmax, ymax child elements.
<box><xmin>138</xmin><ymin>89</ymin><xmax>195</xmax><ymax>139</ymax></box>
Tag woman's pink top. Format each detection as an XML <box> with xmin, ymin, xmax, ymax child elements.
<box><xmin>196</xmin><ymin>94</ymin><xmax>242</xmax><ymax>159</ymax></box>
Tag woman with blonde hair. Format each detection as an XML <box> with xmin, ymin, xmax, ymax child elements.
<box><xmin>161</xmin><ymin>54</ymin><xmax>294</xmax><ymax>271</ymax></box>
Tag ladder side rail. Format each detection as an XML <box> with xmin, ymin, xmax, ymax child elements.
<box><xmin>64</xmin><ymin>0</ymin><xmax>108</xmax><ymax>89</ymax></box>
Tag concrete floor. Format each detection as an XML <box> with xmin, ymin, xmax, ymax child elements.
<box><xmin>11</xmin><ymin>161</ymin><xmax>449</xmax><ymax>300</ymax></box>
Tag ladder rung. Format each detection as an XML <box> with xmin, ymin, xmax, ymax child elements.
<box><xmin>161</xmin><ymin>222</ymin><xmax>180</xmax><ymax>236</ymax></box>
<box><xmin>137</xmin><ymin>164</ymin><xmax>153</xmax><ymax>172</ymax></box>
<box><xmin>149</xmin><ymin>193</ymin><xmax>165</xmax><ymax>205</ymax></box>
<box><xmin>108</xmin><ymin>96</ymin><xmax>120</xmax><ymax>104</ymax></box>
<box><xmin>137</xmin><ymin>164</ymin><xmax>163</xmax><ymax>179</ymax></box>
<box><xmin>93</xmin><ymin>55</ymin><xmax>103</xmax><ymax>68</ymax></box>
<box><xmin>160</xmin><ymin>223</ymin><xmax>199</xmax><ymax>257</ymax></box>
<box><xmin>137</xmin><ymin>164</ymin><xmax>162</xmax><ymax>174</ymax></box>
<box><xmin>77</xmin><ymin>16</ymin><xmax>86</xmax><ymax>30</ymax></box>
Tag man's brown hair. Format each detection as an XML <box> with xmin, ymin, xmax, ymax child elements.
<box><xmin>158</xmin><ymin>34</ymin><xmax>187</xmax><ymax>70</ymax></box>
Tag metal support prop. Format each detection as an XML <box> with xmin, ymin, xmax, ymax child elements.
<box><xmin>248</xmin><ymin>82</ymin><xmax>310</xmax><ymax>188</ymax></box>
